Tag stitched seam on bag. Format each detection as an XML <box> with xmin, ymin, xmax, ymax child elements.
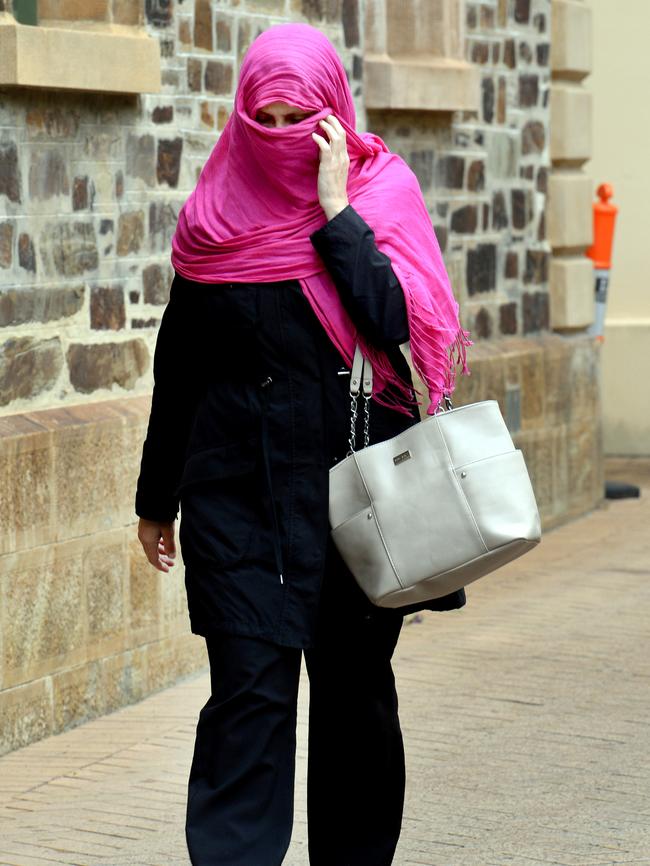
<box><xmin>354</xmin><ymin>455</ymin><xmax>406</xmax><ymax>590</ymax></box>
<box><xmin>435</xmin><ymin>416</ymin><xmax>490</xmax><ymax>554</ymax></box>
<box><xmin>455</xmin><ymin>448</ymin><xmax>517</xmax><ymax>472</ymax></box>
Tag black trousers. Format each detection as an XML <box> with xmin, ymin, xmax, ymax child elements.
<box><xmin>185</xmin><ymin>561</ymin><xmax>405</xmax><ymax>866</ymax></box>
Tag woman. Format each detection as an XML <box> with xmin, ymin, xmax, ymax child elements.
<box><xmin>135</xmin><ymin>22</ymin><xmax>470</xmax><ymax>866</ymax></box>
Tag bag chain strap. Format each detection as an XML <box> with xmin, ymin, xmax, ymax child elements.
<box><xmin>347</xmin><ymin>345</ymin><xmax>373</xmax><ymax>455</ymax></box>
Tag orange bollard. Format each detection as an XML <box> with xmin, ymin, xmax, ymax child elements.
<box><xmin>586</xmin><ymin>183</ymin><xmax>619</xmax><ymax>340</ymax></box>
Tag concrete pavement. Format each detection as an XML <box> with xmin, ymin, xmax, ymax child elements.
<box><xmin>1</xmin><ymin>459</ymin><xmax>649</xmax><ymax>866</ymax></box>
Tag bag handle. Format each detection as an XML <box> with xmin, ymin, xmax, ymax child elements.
<box><xmin>347</xmin><ymin>345</ymin><xmax>372</xmax><ymax>454</ymax></box>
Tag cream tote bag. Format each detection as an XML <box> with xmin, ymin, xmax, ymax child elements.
<box><xmin>329</xmin><ymin>346</ymin><xmax>542</xmax><ymax>608</ymax></box>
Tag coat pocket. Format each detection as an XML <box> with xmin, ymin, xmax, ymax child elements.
<box><xmin>175</xmin><ymin>438</ymin><xmax>258</xmax><ymax>493</ymax></box>
<box><xmin>176</xmin><ymin>438</ymin><xmax>261</xmax><ymax>569</ymax></box>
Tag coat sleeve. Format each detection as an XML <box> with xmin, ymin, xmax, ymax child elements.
<box><xmin>309</xmin><ymin>205</ymin><xmax>409</xmax><ymax>348</ymax></box>
<box><xmin>134</xmin><ymin>276</ymin><xmax>205</xmax><ymax>523</ymax></box>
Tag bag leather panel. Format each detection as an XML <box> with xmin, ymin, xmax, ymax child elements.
<box><xmin>370</xmin><ymin>463</ymin><xmax>487</xmax><ymax>585</ymax></box>
<box><xmin>330</xmin><ymin>509</ymin><xmax>400</xmax><ymax>601</ymax></box>
<box><xmin>455</xmin><ymin>449</ymin><xmax>541</xmax><ymax>549</ymax></box>
<box><xmin>328</xmin><ymin>457</ymin><xmax>371</xmax><ymax>527</ymax></box>
<box><xmin>436</xmin><ymin>401</ymin><xmax>516</xmax><ymax>467</ymax></box>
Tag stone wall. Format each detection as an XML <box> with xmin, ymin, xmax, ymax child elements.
<box><xmin>0</xmin><ymin>397</ymin><xmax>203</xmax><ymax>755</ymax></box>
<box><xmin>369</xmin><ymin>0</ymin><xmax>551</xmax><ymax>341</ymax></box>
<box><xmin>0</xmin><ymin>0</ymin><xmax>361</xmax><ymax>416</ymax></box>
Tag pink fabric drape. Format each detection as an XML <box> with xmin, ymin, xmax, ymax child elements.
<box><xmin>171</xmin><ymin>23</ymin><xmax>471</xmax><ymax>414</ymax></box>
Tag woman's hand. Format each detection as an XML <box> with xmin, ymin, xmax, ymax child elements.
<box><xmin>312</xmin><ymin>114</ymin><xmax>350</xmax><ymax>221</ymax></box>
<box><xmin>138</xmin><ymin>518</ymin><xmax>177</xmax><ymax>573</ymax></box>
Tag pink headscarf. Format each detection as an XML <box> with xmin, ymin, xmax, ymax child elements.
<box><xmin>171</xmin><ymin>23</ymin><xmax>471</xmax><ymax>414</ymax></box>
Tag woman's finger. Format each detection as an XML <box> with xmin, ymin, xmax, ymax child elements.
<box><xmin>158</xmin><ymin>541</ymin><xmax>175</xmax><ymax>563</ymax></box>
<box><xmin>312</xmin><ymin>132</ymin><xmax>331</xmax><ymax>153</ymax></box>
<box><xmin>318</xmin><ymin>118</ymin><xmax>339</xmax><ymax>142</ymax></box>
<box><xmin>142</xmin><ymin>541</ymin><xmax>169</xmax><ymax>572</ymax></box>
<box><xmin>160</xmin><ymin>524</ymin><xmax>176</xmax><ymax>558</ymax></box>
<box><xmin>328</xmin><ymin>115</ymin><xmax>346</xmax><ymax>137</ymax></box>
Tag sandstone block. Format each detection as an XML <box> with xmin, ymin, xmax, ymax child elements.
<box><xmin>152</xmin><ymin>105</ymin><xmax>173</xmax><ymax>124</ymax></box>
<box><xmin>451</xmin><ymin>204</ymin><xmax>478</xmax><ymax>234</ymax></box>
<box><xmin>551</xmin><ymin>0</ymin><xmax>592</xmax><ymax>77</ymax></box>
<box><xmin>467</xmin><ymin>160</ymin><xmax>485</xmax><ymax>192</ymax></box>
<box><xmin>142</xmin><ymin>263</ymin><xmax>171</xmax><ymax>304</ymax></box>
<box><xmin>149</xmin><ymin>201</ymin><xmax>180</xmax><ymax>252</ymax></box>
<box><xmin>72</xmin><ymin>175</ymin><xmax>90</xmax><ymax>211</ymax></box>
<box><xmin>522</xmin><ymin>291</ymin><xmax>550</xmax><ymax>333</ymax></box>
<box><xmin>516</xmin><ymin>428</ymin><xmax>554</xmax><ymax>514</ymax></box>
<box><xmin>436</xmin><ymin>155</ymin><xmax>464</xmax><ymax>189</ymax></box>
<box><xmin>18</xmin><ymin>232</ymin><xmax>36</xmax><ymax>272</ymax></box>
<box><xmin>52</xmin><ymin>660</ymin><xmax>103</xmax><ymax>731</ymax></box>
<box><xmin>146</xmin><ymin>0</ymin><xmax>173</xmax><ymax>27</ymax></box>
<box><xmin>67</xmin><ymin>340</ymin><xmax>149</xmax><ymax>394</ymax></box>
<box><xmin>547</xmin><ymin>172</ymin><xmax>592</xmax><ymax>249</ymax></box>
<box><xmin>499</xmin><ymin>302</ymin><xmax>518</xmax><ymax>335</ymax></box>
<box><xmin>524</xmin><ymin>250</ymin><xmax>550</xmax><ymax>284</ymax></box>
<box><xmin>194</xmin><ymin>0</ymin><xmax>213</xmax><ymax>51</ymax></box>
<box><xmin>549</xmin><ymin>256</ymin><xmax>594</xmax><ymax>329</ymax></box>
<box><xmin>39</xmin><ymin>221</ymin><xmax>99</xmax><ymax>277</ymax></box>
<box><xmin>550</xmin><ymin>84</ymin><xmax>592</xmax><ymax>162</ymax></box>
<box><xmin>215</xmin><ymin>16</ymin><xmax>232</xmax><ymax>52</ymax></box>
<box><xmin>128</xmin><ymin>535</ymin><xmax>162</xmax><ymax>644</ymax></box>
<box><xmin>126</xmin><ymin>134</ymin><xmax>156</xmax><ymax>187</ymax></box>
<box><xmin>25</xmin><ymin>106</ymin><xmax>80</xmax><ymax>141</ymax></box>
<box><xmin>90</xmin><ymin>285</ymin><xmax>126</xmax><ymax>330</ymax></box>
<box><xmin>520</xmin><ymin>343</ymin><xmax>546</xmax><ymax>430</ymax></box>
<box><xmin>85</xmin><ymin>533</ymin><xmax>128</xmax><ymax>659</ymax></box>
<box><xmin>145</xmin><ymin>634</ymin><xmax>205</xmax><ymax>694</ymax></box>
<box><xmin>112</xmin><ymin>0</ymin><xmax>143</xmax><ymax>25</ymax></box>
<box><xmin>467</xmin><ymin>244</ymin><xmax>496</xmax><ymax>295</ymax></box>
<box><xmin>300</xmin><ymin>0</ymin><xmax>347</xmax><ymax>24</ymax></box>
<box><xmin>521</xmin><ymin>120</ymin><xmax>545</xmax><ymax>155</ymax></box>
<box><xmin>0</xmin><ymin>541</ymin><xmax>86</xmax><ymax>689</ymax></box>
<box><xmin>0</xmin><ymin>678</ymin><xmax>53</xmax><ymax>757</ymax></box>
<box><xmin>0</xmin><ymin>221</ymin><xmax>13</xmax><ymax>268</ymax></box>
<box><xmin>364</xmin><ymin>57</ymin><xmax>480</xmax><ymax>112</ymax></box>
<box><xmin>205</xmin><ymin>60</ymin><xmax>233</xmax><ymax>95</ymax></box>
<box><xmin>187</xmin><ymin>58</ymin><xmax>202</xmax><ymax>92</ymax></box>
<box><xmin>0</xmin><ymin>286</ymin><xmax>83</xmax><ymax>327</ymax></box>
<box><xmin>100</xmin><ymin>647</ymin><xmax>148</xmax><ymax>713</ymax></box>
<box><xmin>39</xmin><ymin>0</ymin><xmax>109</xmax><ymax>20</ymax></box>
<box><xmin>157</xmin><ymin>138</ymin><xmax>183</xmax><ymax>188</ymax></box>
<box><xmin>28</xmin><ymin>149</ymin><xmax>69</xmax><ymax>200</ymax></box>
<box><xmin>514</xmin><ymin>0</ymin><xmax>530</xmax><ymax>23</ymax></box>
<box><xmin>0</xmin><ymin>141</ymin><xmax>21</xmax><ymax>203</ymax></box>
<box><xmin>0</xmin><ymin>20</ymin><xmax>158</xmax><ymax>97</ymax></box>
<box><xmin>0</xmin><ymin>414</ymin><xmax>54</xmax><ymax>555</ymax></box>
<box><xmin>567</xmin><ymin>417</ymin><xmax>601</xmax><ymax>517</ymax></box>
<box><xmin>29</xmin><ymin>405</ymin><xmax>127</xmax><ymax>540</ymax></box>
<box><xmin>117</xmin><ymin>211</ymin><xmax>145</xmax><ymax>256</ymax></box>
<box><xmin>0</xmin><ymin>336</ymin><xmax>64</xmax><ymax>407</ymax></box>
<box><xmin>567</xmin><ymin>336</ymin><xmax>600</xmax><ymax>422</ymax></box>
<box><xmin>542</xmin><ymin>335</ymin><xmax>573</xmax><ymax>426</ymax></box>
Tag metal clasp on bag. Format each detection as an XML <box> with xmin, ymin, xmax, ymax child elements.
<box><xmin>435</xmin><ymin>393</ymin><xmax>454</xmax><ymax>414</ymax></box>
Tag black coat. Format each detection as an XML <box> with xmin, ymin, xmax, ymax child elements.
<box><xmin>135</xmin><ymin>206</ymin><xmax>466</xmax><ymax>648</ymax></box>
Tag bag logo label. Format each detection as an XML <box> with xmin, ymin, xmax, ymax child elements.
<box><xmin>393</xmin><ymin>450</ymin><xmax>411</xmax><ymax>466</ymax></box>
